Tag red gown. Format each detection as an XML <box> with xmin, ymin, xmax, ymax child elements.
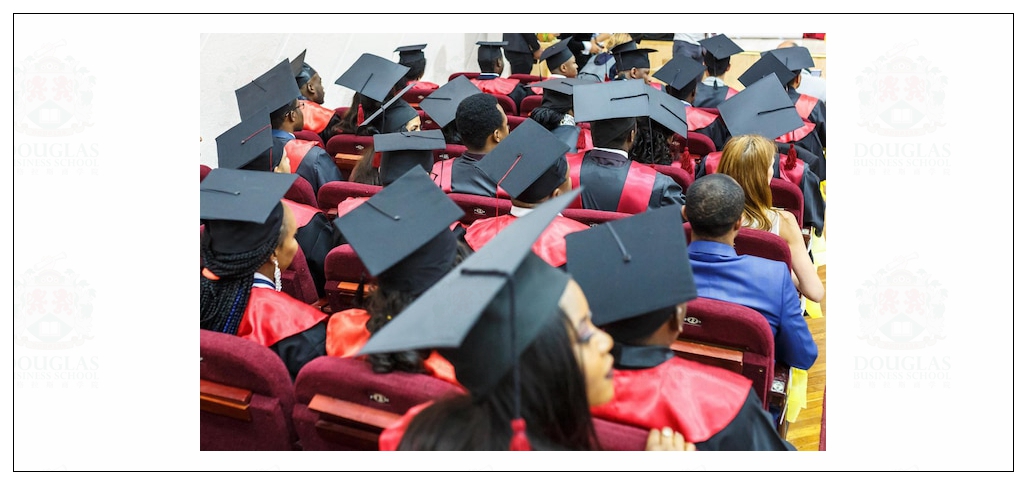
<box><xmin>464</xmin><ymin>214</ymin><xmax>588</xmax><ymax>267</ymax></box>
<box><xmin>236</xmin><ymin>287</ymin><xmax>326</xmax><ymax>347</ymax></box>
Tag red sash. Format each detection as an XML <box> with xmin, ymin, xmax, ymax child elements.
<box><xmin>685</xmin><ymin>107</ymin><xmax>718</xmax><ymax>131</ymax></box>
<box><xmin>470</xmin><ymin>77</ymin><xmax>520</xmax><ymax>96</ymax></box>
<box><xmin>299</xmin><ymin>99</ymin><xmax>335</xmax><ymax>133</ymax></box>
<box><xmin>431</xmin><ymin>160</ymin><xmax>454</xmax><ymax>193</ymax></box>
<box><xmin>336</xmin><ymin>197</ymin><xmax>367</xmax><ymax>218</ymax></box>
<box><xmin>704</xmin><ymin>152</ymin><xmax>722</xmax><ymax>174</ymax></box>
<box><xmin>775</xmin><ymin>120</ymin><xmax>817</xmax><ymax>144</ymax></box>
<box><xmin>411</xmin><ymin>80</ymin><xmax>440</xmax><ymax>90</ymax></box>
<box><xmin>617</xmin><ymin>163</ymin><xmax>658</xmax><ymax>214</ymax></box>
<box><xmin>284</xmin><ymin>139</ymin><xmax>317</xmax><ymax>173</ymax></box>
<box><xmin>577</xmin><ymin>127</ymin><xmax>594</xmax><ymax>152</ymax></box>
<box><xmin>566</xmin><ymin>152</ymin><xmax>585</xmax><ymax>209</ymax></box>
<box><xmin>795</xmin><ymin>94</ymin><xmax>818</xmax><ymax>121</ymax></box>
<box><xmin>724</xmin><ymin>86</ymin><xmax>739</xmax><ymax>100</ymax></box>
<box><xmin>280</xmin><ymin>198</ymin><xmax>321</xmax><ymax>228</ymax></box>
<box><xmin>465</xmin><ymin>215</ymin><xmax>588</xmax><ymax>267</ymax></box>
<box><xmin>237</xmin><ymin>287</ymin><xmax>325</xmax><ymax>347</ymax></box>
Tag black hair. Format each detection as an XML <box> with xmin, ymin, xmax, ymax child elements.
<box><xmin>478</xmin><ymin>49</ymin><xmax>503</xmax><ymax>73</ymax></box>
<box><xmin>340</xmin><ymin>93</ymin><xmax>384</xmax><ymax>136</ymax></box>
<box><xmin>685</xmin><ymin>173</ymin><xmax>745</xmax><ymax>238</ymax></box>
<box><xmin>363</xmin><ymin>287</ymin><xmax>429</xmax><ymax>375</ymax></box>
<box><xmin>665</xmin><ymin>82</ymin><xmax>698</xmax><ymax>103</ymax></box>
<box><xmin>199</xmin><ymin>216</ymin><xmax>287</xmax><ymax>335</ymax></box>
<box><xmin>401</xmin><ymin>58</ymin><xmax>427</xmax><ymax>83</ymax></box>
<box><xmin>591</xmin><ymin>117</ymin><xmax>637</xmax><ymax>150</ymax></box>
<box><xmin>455</xmin><ymin>93</ymin><xmax>504</xmax><ymax>151</ymax></box>
<box><xmin>269</xmin><ymin>99</ymin><xmax>297</xmax><ymax>130</ymax></box>
<box><xmin>703</xmin><ymin>51</ymin><xmax>731</xmax><ymax>77</ymax></box>
<box><xmin>397</xmin><ymin>312</ymin><xmax>599</xmax><ymax>450</ymax></box>
<box><xmin>529</xmin><ymin>106</ymin><xmax>567</xmax><ymax>131</ymax></box>
<box><xmin>346</xmin><ymin>146</ymin><xmax>381</xmax><ymax>186</ymax></box>
<box><xmin>629</xmin><ymin>119</ymin><xmax>673</xmax><ymax>165</ymax></box>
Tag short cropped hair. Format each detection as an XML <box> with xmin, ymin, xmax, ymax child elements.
<box><xmin>685</xmin><ymin>174</ymin><xmax>745</xmax><ymax>238</ymax></box>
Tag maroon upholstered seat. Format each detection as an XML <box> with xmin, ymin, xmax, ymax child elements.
<box><xmin>292</xmin><ymin>356</ymin><xmax>462</xmax><ymax>450</ymax></box>
<box><xmin>519</xmin><ymin>94</ymin><xmax>543</xmax><ymax>116</ymax></box>
<box><xmin>506</xmin><ymin>114</ymin><xmax>527</xmax><ymax>131</ymax></box>
<box><xmin>200</xmin><ymin>329</ymin><xmax>298</xmax><ymax>450</ymax></box>
<box><xmin>279</xmin><ymin>244</ymin><xmax>320</xmax><ymax>305</ymax></box>
<box><xmin>316</xmin><ymin>181</ymin><xmax>382</xmax><ymax>215</ymax></box>
<box><xmin>200</xmin><ymin>164</ymin><xmax>212</xmax><ymax>181</ymax></box>
<box><xmin>509</xmin><ymin>73</ymin><xmax>544</xmax><ymax>85</ymax></box>
<box><xmin>323</xmin><ymin>244</ymin><xmax>376</xmax><ymax>312</ymax></box>
<box><xmin>293</xmin><ymin>129</ymin><xmax>325</xmax><ymax>150</ymax></box>
<box><xmin>561</xmin><ymin>208</ymin><xmax>630</xmax><ymax>227</ymax></box>
<box><xmin>448</xmin><ymin>192</ymin><xmax>512</xmax><ymax>225</ymax></box>
<box><xmin>447</xmin><ymin>71</ymin><xmax>480</xmax><ymax>82</ymax></box>
<box><xmin>770</xmin><ymin>177</ymin><xmax>804</xmax><ymax>228</ymax></box>
<box><xmin>490</xmin><ymin>94</ymin><xmax>518</xmax><ymax>116</ymax></box>
<box><xmin>325</xmin><ymin>134</ymin><xmax>374</xmax><ymax>159</ymax></box>
<box><xmin>432</xmin><ymin>143</ymin><xmax>467</xmax><ymax>163</ymax></box>
<box><xmin>593</xmin><ymin>417</ymin><xmax>650</xmax><ymax>450</ymax></box>
<box><xmin>417</xmin><ymin>109</ymin><xmax>441</xmax><ymax>131</ymax></box>
<box><xmin>684</xmin><ymin>224</ymin><xmax>792</xmax><ymax>272</ymax></box>
<box><xmin>284</xmin><ymin>175</ymin><xmax>319</xmax><ymax>208</ymax></box>
<box><xmin>402</xmin><ymin>86</ymin><xmax>437</xmax><ymax>107</ymax></box>
<box><xmin>651</xmin><ymin>163</ymin><xmax>693</xmax><ymax>192</ymax></box>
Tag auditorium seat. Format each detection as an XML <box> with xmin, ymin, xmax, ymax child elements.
<box><xmin>519</xmin><ymin>94</ymin><xmax>543</xmax><ymax>116</ymax></box>
<box><xmin>316</xmin><ymin>181</ymin><xmax>382</xmax><ymax>216</ymax></box>
<box><xmin>593</xmin><ymin>417</ymin><xmax>650</xmax><ymax>451</ymax></box>
<box><xmin>293</xmin><ymin>129</ymin><xmax>325</xmax><ymax>150</ymax></box>
<box><xmin>684</xmin><ymin>224</ymin><xmax>793</xmax><ymax>272</ymax></box>
<box><xmin>509</xmin><ymin>73</ymin><xmax>544</xmax><ymax>85</ymax></box>
<box><xmin>200</xmin><ymin>329</ymin><xmax>298</xmax><ymax>450</ymax></box>
<box><xmin>200</xmin><ymin>164</ymin><xmax>211</xmax><ymax>181</ymax></box>
<box><xmin>432</xmin><ymin>144</ymin><xmax>467</xmax><ymax>164</ymax></box>
<box><xmin>491</xmin><ymin>94</ymin><xmax>518</xmax><ymax>116</ymax></box>
<box><xmin>561</xmin><ymin>208</ymin><xmax>630</xmax><ymax>227</ymax></box>
<box><xmin>278</xmin><ymin>244</ymin><xmax>321</xmax><ymax>306</ymax></box>
<box><xmin>292</xmin><ymin>356</ymin><xmax>462</xmax><ymax>450</ymax></box>
<box><xmin>651</xmin><ymin>163</ymin><xmax>693</xmax><ymax>192</ymax></box>
<box><xmin>323</xmin><ymin>244</ymin><xmax>375</xmax><ymax>312</ymax></box>
<box><xmin>402</xmin><ymin>86</ymin><xmax>436</xmax><ymax>108</ymax></box>
<box><xmin>284</xmin><ymin>175</ymin><xmax>319</xmax><ymax>208</ymax></box>
<box><xmin>448</xmin><ymin>192</ymin><xmax>512</xmax><ymax>225</ymax></box>
<box><xmin>506</xmin><ymin>115</ymin><xmax>526</xmax><ymax>131</ymax></box>
<box><xmin>448</xmin><ymin>72</ymin><xmax>480</xmax><ymax>82</ymax></box>
<box><xmin>770</xmin><ymin>178</ymin><xmax>805</xmax><ymax>228</ymax></box>
<box><xmin>325</xmin><ymin>134</ymin><xmax>374</xmax><ymax>159</ymax></box>
<box><xmin>417</xmin><ymin>109</ymin><xmax>441</xmax><ymax>131</ymax></box>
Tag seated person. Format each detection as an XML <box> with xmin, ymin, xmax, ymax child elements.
<box><xmin>200</xmin><ymin>169</ymin><xmax>327</xmax><ymax>379</ymax></box>
<box><xmin>527</xmin><ymin>77</ymin><xmax>596</xmax><ymax>152</ymax></box>
<box><xmin>341</xmin><ymin>130</ymin><xmax>446</xmax><ymax>215</ymax></box>
<box><xmin>685</xmin><ymin>174</ymin><xmax>817</xmax><ymax>370</ymax></box>
<box><xmin>395</xmin><ymin>44</ymin><xmax>439</xmax><ymax>90</ymax></box>
<box><xmin>464</xmin><ymin>119</ymin><xmax>589</xmax><ymax>268</ymax></box>
<box><xmin>270</xmin><ymin>97</ymin><xmax>344</xmax><ymax>197</ymax></box>
<box><xmin>326</xmin><ymin>168</ymin><xmax>466</xmax><ymax>384</ymax></box>
<box><xmin>654</xmin><ymin>55</ymin><xmax>730</xmax><ymax>151</ymax></box>
<box><xmin>290</xmin><ymin>49</ymin><xmax>344</xmax><ymax>142</ymax></box>
<box><xmin>694</xmin><ymin>34</ymin><xmax>743</xmax><ymax>108</ymax></box>
<box><xmin>610</xmin><ymin>39</ymin><xmax>656</xmax><ymax>83</ymax></box>
<box><xmin>471</xmin><ymin>40</ymin><xmax>531</xmax><ymax>108</ymax></box>
<box><xmin>433</xmin><ymin>93</ymin><xmax>510</xmax><ymax>197</ymax></box>
<box><xmin>566</xmin><ymin>205</ymin><xmax>794</xmax><ymax>450</ymax></box>
<box><xmin>539</xmin><ymin>37</ymin><xmax>578</xmax><ymax>79</ymax></box>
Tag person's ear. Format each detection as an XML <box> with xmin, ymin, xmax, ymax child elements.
<box><xmin>733</xmin><ymin>217</ymin><xmax>743</xmax><ymax>231</ymax></box>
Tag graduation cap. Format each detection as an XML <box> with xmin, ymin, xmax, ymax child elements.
<box><xmin>235</xmin><ymin>59</ymin><xmax>301</xmax><ymax>119</ymax></box>
<box><xmin>565</xmin><ymin>205</ymin><xmax>696</xmax><ymax>341</ymax></box>
<box><xmin>476</xmin><ymin>40</ymin><xmax>508</xmax><ymax>64</ymax></box>
<box><xmin>395</xmin><ymin>44</ymin><xmax>427</xmax><ymax>65</ymax></box>
<box><xmin>332</xmin><ymin>167</ymin><xmax>463</xmax><ymax>278</ymax></box>
<box><xmin>539</xmin><ymin>37</ymin><xmax>573</xmax><ymax>71</ymax></box>
<box><xmin>765</xmin><ymin>46</ymin><xmax>815</xmax><ymax>72</ymax></box>
<box><xmin>698</xmin><ymin>34</ymin><xmax>743</xmax><ymax>61</ymax></box>
<box><xmin>738</xmin><ymin>52</ymin><xmax>796</xmax><ymax>88</ymax></box>
<box><xmin>290</xmin><ymin>49</ymin><xmax>316</xmax><ymax>86</ymax></box>
<box><xmin>215</xmin><ymin>110</ymin><xmax>281</xmax><ymax>171</ymax></box>
<box><xmin>359</xmin><ymin>188</ymin><xmax>581</xmax><ymax>450</ymax></box>
<box><xmin>530</xmin><ymin>77</ymin><xmax>597</xmax><ymax>112</ymax></box>
<box><xmin>718</xmin><ymin>74</ymin><xmax>804</xmax><ymax>140</ymax></box>
<box><xmin>334</xmin><ymin>53</ymin><xmax>410</xmax><ymax>103</ymax></box>
<box><xmin>610</xmin><ymin>40</ymin><xmax>656</xmax><ymax>70</ymax></box>
<box><xmin>573</xmin><ymin>79</ymin><xmax>648</xmax><ymax>148</ymax></box>
<box><xmin>645</xmin><ymin>84</ymin><xmax>690</xmax><ymax>137</ymax></box>
<box><xmin>418</xmin><ymin>75</ymin><xmax>482</xmax><ymax>128</ymax></box>
<box><xmin>476</xmin><ymin>118</ymin><xmax>570</xmax><ymax>203</ymax></box>
<box><xmin>200</xmin><ymin>169</ymin><xmax>298</xmax><ymax>254</ymax></box>
<box><xmin>653</xmin><ymin>55</ymin><xmax>706</xmax><ymax>92</ymax></box>
<box><xmin>374</xmin><ymin>130</ymin><xmax>447</xmax><ymax>186</ymax></box>
<box><xmin>379</xmin><ymin>98</ymin><xmax>420</xmax><ymax>134</ymax></box>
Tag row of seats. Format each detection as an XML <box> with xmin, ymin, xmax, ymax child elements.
<box><xmin>199</xmin><ymin>294</ymin><xmax>786</xmax><ymax>451</ymax></box>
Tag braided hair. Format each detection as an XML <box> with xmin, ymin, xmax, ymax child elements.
<box><xmin>199</xmin><ymin>216</ymin><xmax>287</xmax><ymax>335</ymax></box>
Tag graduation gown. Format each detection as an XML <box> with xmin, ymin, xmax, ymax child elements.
<box><xmin>787</xmin><ymin>88</ymin><xmax>826</xmax><ymax>147</ymax></box>
<box><xmin>325</xmin><ymin>309</ymin><xmax>459</xmax><ymax>386</ymax></box>
<box><xmin>693</xmin><ymin>82</ymin><xmax>738</xmax><ymax>109</ymax></box>
<box><xmin>275</xmin><ymin>134</ymin><xmax>344</xmax><ymax>196</ymax></box>
<box><xmin>470</xmin><ymin>74</ymin><xmax>530</xmax><ymax>108</ymax></box>
<box><xmin>431</xmin><ymin>152</ymin><xmax>509</xmax><ymax>198</ymax></box>
<box><xmin>238</xmin><ymin>285</ymin><xmax>327</xmax><ymax>379</ymax></box>
<box><xmin>568</xmin><ymin>150</ymin><xmax>684</xmax><ymax>213</ymax></box>
<box><xmin>281</xmin><ymin>199</ymin><xmax>343</xmax><ymax>298</ymax></box>
<box><xmin>464</xmin><ymin>213</ymin><xmax>589</xmax><ymax>268</ymax></box>
<box><xmin>686</xmin><ymin>106</ymin><xmax>730</xmax><ymax>151</ymax></box>
<box><xmin>590</xmin><ymin>344</ymin><xmax>793</xmax><ymax>451</ymax></box>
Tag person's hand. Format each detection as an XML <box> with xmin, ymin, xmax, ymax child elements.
<box><xmin>646</xmin><ymin>427</ymin><xmax>696</xmax><ymax>451</ymax></box>
<box><xmin>533</xmin><ymin>48</ymin><xmax>542</xmax><ymax>60</ymax></box>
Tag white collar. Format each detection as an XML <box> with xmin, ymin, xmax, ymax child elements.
<box><xmin>253</xmin><ymin>272</ymin><xmax>275</xmax><ymax>290</ymax></box>
<box><xmin>510</xmin><ymin>205</ymin><xmax>563</xmax><ymax>218</ymax></box>
<box><xmin>702</xmin><ymin>77</ymin><xmax>726</xmax><ymax>87</ymax></box>
<box><xmin>592</xmin><ymin>147</ymin><xmax>629</xmax><ymax>158</ymax></box>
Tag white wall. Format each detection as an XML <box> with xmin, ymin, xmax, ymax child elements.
<box><xmin>199</xmin><ymin>33</ymin><xmax>503</xmax><ymax>167</ymax></box>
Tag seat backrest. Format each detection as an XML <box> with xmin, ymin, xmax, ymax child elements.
<box><xmin>432</xmin><ymin>143</ymin><xmax>467</xmax><ymax>163</ymax></box>
<box><xmin>200</xmin><ymin>329</ymin><xmax>298</xmax><ymax>450</ymax></box>
<box><xmin>448</xmin><ymin>192</ymin><xmax>512</xmax><ymax>224</ymax></box>
<box><xmin>686</xmin><ymin>131</ymin><xmax>716</xmax><ymax>157</ymax></box>
<box><xmin>284</xmin><ymin>175</ymin><xmax>319</xmax><ymax>207</ymax></box>
<box><xmin>561</xmin><ymin>208</ymin><xmax>630</xmax><ymax>227</ymax></box>
<box><xmin>519</xmin><ymin>94</ymin><xmax>543</xmax><ymax>116</ymax></box>
<box><xmin>592</xmin><ymin>417</ymin><xmax>650</xmax><ymax>450</ymax></box>
<box><xmin>323</xmin><ymin>244</ymin><xmax>377</xmax><ymax>311</ymax></box>
<box><xmin>490</xmin><ymin>94</ymin><xmax>518</xmax><ymax>116</ymax></box>
<box><xmin>770</xmin><ymin>178</ymin><xmax>804</xmax><ymax>228</ymax></box>
<box><xmin>448</xmin><ymin>72</ymin><xmax>481</xmax><ymax>82</ymax></box>
<box><xmin>316</xmin><ymin>181</ymin><xmax>383</xmax><ymax>214</ymax></box>
<box><xmin>651</xmin><ymin>163</ymin><xmax>693</xmax><ymax>192</ymax></box>
<box><xmin>402</xmin><ymin>86</ymin><xmax>436</xmax><ymax>107</ymax></box>
<box><xmin>325</xmin><ymin>134</ymin><xmax>374</xmax><ymax>158</ymax></box>
<box><xmin>683</xmin><ymin>224</ymin><xmax>792</xmax><ymax>272</ymax></box>
<box><xmin>509</xmin><ymin>73</ymin><xmax>544</xmax><ymax>85</ymax></box>
<box><xmin>677</xmin><ymin>297</ymin><xmax>775</xmax><ymax>409</ymax></box>
<box><xmin>279</xmin><ymin>244</ymin><xmax>320</xmax><ymax>305</ymax></box>
<box><xmin>293</xmin><ymin>129</ymin><xmax>325</xmax><ymax>150</ymax></box>
<box><xmin>292</xmin><ymin>356</ymin><xmax>462</xmax><ymax>450</ymax></box>
<box><xmin>417</xmin><ymin>109</ymin><xmax>442</xmax><ymax>131</ymax></box>
<box><xmin>506</xmin><ymin>114</ymin><xmax>527</xmax><ymax>131</ymax></box>
<box><xmin>200</xmin><ymin>164</ymin><xmax>212</xmax><ymax>181</ymax></box>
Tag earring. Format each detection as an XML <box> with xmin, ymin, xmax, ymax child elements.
<box><xmin>273</xmin><ymin>257</ymin><xmax>282</xmax><ymax>292</ymax></box>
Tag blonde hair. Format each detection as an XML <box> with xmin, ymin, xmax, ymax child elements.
<box><xmin>717</xmin><ymin>134</ymin><xmax>776</xmax><ymax>231</ymax></box>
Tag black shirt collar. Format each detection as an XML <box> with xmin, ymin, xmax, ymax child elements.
<box><xmin>612</xmin><ymin>343</ymin><xmax>674</xmax><ymax>370</ymax></box>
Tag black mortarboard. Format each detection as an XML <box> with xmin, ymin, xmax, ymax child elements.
<box><xmin>395</xmin><ymin>44</ymin><xmax>427</xmax><ymax>64</ymax></box>
<box><xmin>653</xmin><ymin>55</ymin><xmax>706</xmax><ymax>91</ymax></box>
<box><xmin>476</xmin><ymin>40</ymin><xmax>508</xmax><ymax>64</ymax></box>
<box><xmin>332</xmin><ymin>168</ymin><xmax>463</xmax><ymax>277</ymax></box>
<box><xmin>530</xmin><ymin>77</ymin><xmax>596</xmax><ymax>113</ymax></box>
<box><xmin>290</xmin><ymin>49</ymin><xmax>316</xmax><ymax>86</ymax></box>
<box><xmin>476</xmin><ymin>118</ymin><xmax>570</xmax><ymax>203</ymax></box>
<box><xmin>418</xmin><ymin>75</ymin><xmax>482</xmax><ymax>128</ymax></box>
<box><xmin>215</xmin><ymin>110</ymin><xmax>279</xmax><ymax>171</ymax></box>
<box><xmin>358</xmin><ymin>188</ymin><xmax>580</xmax><ymax>396</ymax></box>
<box><xmin>565</xmin><ymin>205</ymin><xmax>696</xmax><ymax>340</ymax></box>
<box><xmin>235</xmin><ymin>60</ymin><xmax>301</xmax><ymax>119</ymax></box>
<box><xmin>645</xmin><ymin>84</ymin><xmax>690</xmax><ymax>137</ymax></box>
<box><xmin>718</xmin><ymin>74</ymin><xmax>804</xmax><ymax>140</ymax></box>
<box><xmin>200</xmin><ymin>169</ymin><xmax>297</xmax><ymax>254</ymax></box>
<box><xmin>611</xmin><ymin>40</ymin><xmax>656</xmax><ymax>70</ymax></box>
<box><xmin>573</xmin><ymin>79</ymin><xmax>648</xmax><ymax>148</ymax></box>
<box><xmin>698</xmin><ymin>34</ymin><xmax>743</xmax><ymax>61</ymax></box>
<box><xmin>374</xmin><ymin>130</ymin><xmax>447</xmax><ymax>186</ymax></box>
<box><xmin>765</xmin><ymin>46</ymin><xmax>815</xmax><ymax>72</ymax></box>
<box><xmin>551</xmin><ymin>124</ymin><xmax>581</xmax><ymax>154</ymax></box>
<box><xmin>539</xmin><ymin>37</ymin><xmax>574</xmax><ymax>71</ymax></box>
<box><xmin>334</xmin><ymin>53</ymin><xmax>410</xmax><ymax>103</ymax></box>
<box><xmin>380</xmin><ymin>98</ymin><xmax>420</xmax><ymax>134</ymax></box>
<box><xmin>738</xmin><ymin>52</ymin><xmax>796</xmax><ymax>88</ymax></box>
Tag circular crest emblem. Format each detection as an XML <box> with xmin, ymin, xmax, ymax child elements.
<box><xmin>14</xmin><ymin>254</ymin><xmax>95</xmax><ymax>350</ymax></box>
<box><xmin>856</xmin><ymin>254</ymin><xmax>946</xmax><ymax>350</ymax></box>
<box><xmin>14</xmin><ymin>41</ymin><xmax>95</xmax><ymax>137</ymax></box>
<box><xmin>856</xmin><ymin>41</ymin><xmax>947</xmax><ymax>137</ymax></box>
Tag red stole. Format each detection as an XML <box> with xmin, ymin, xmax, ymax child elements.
<box><xmin>379</xmin><ymin>400</ymin><xmax>435</xmax><ymax>451</ymax></box>
<box><xmin>336</xmin><ymin>197</ymin><xmax>368</xmax><ymax>218</ymax></box>
<box><xmin>775</xmin><ymin>120</ymin><xmax>817</xmax><ymax>144</ymax></box>
<box><xmin>284</xmin><ymin>138</ymin><xmax>317</xmax><ymax>173</ymax></box>
<box><xmin>590</xmin><ymin>357</ymin><xmax>751</xmax><ymax>443</ymax></box>
<box><xmin>703</xmin><ymin>151</ymin><xmax>723</xmax><ymax>174</ymax></box>
<box><xmin>577</xmin><ymin>126</ymin><xmax>594</xmax><ymax>152</ymax></box>
<box><xmin>617</xmin><ymin>163</ymin><xmax>657</xmax><ymax>214</ymax></box>
<box><xmin>236</xmin><ymin>287</ymin><xmax>325</xmax><ymax>347</ymax></box>
<box><xmin>431</xmin><ymin>160</ymin><xmax>454</xmax><ymax>193</ymax></box>
<box><xmin>724</xmin><ymin>86</ymin><xmax>739</xmax><ymax>100</ymax></box>
<box><xmin>465</xmin><ymin>214</ymin><xmax>588</xmax><ymax>267</ymax></box>
<box><xmin>795</xmin><ymin>94</ymin><xmax>818</xmax><ymax>121</ymax></box>
<box><xmin>281</xmin><ymin>198</ymin><xmax>321</xmax><ymax>228</ymax></box>
<box><xmin>410</xmin><ymin>80</ymin><xmax>440</xmax><ymax>90</ymax></box>
<box><xmin>566</xmin><ymin>152</ymin><xmax>586</xmax><ymax>208</ymax></box>
<box><xmin>470</xmin><ymin>77</ymin><xmax>520</xmax><ymax>96</ymax></box>
<box><xmin>299</xmin><ymin>99</ymin><xmax>335</xmax><ymax>133</ymax></box>
<box><xmin>685</xmin><ymin>106</ymin><xmax>719</xmax><ymax>131</ymax></box>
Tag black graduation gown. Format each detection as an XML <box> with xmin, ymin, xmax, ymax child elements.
<box><xmin>450</xmin><ymin>152</ymin><xmax>499</xmax><ymax>198</ymax></box>
<box><xmin>694</xmin><ymin>82</ymin><xmax>737</xmax><ymax>109</ymax></box>
<box><xmin>270</xmin><ymin>321</ymin><xmax>327</xmax><ymax>380</ymax></box>
<box><xmin>576</xmin><ymin>150</ymin><xmax>684</xmax><ymax>212</ymax></box>
<box><xmin>694</xmin><ymin>117</ymin><xmax>730</xmax><ymax>152</ymax></box>
<box><xmin>787</xmin><ymin>87</ymin><xmax>826</xmax><ymax>147</ymax></box>
<box><xmin>274</xmin><ymin>135</ymin><xmax>345</xmax><ymax>196</ymax></box>
<box><xmin>293</xmin><ymin>212</ymin><xmax>345</xmax><ymax>298</ymax></box>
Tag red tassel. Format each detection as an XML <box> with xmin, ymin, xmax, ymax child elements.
<box><xmin>785</xmin><ymin>142</ymin><xmax>797</xmax><ymax>171</ymax></box>
<box><xmin>682</xmin><ymin>146</ymin><xmax>693</xmax><ymax>174</ymax></box>
<box><xmin>508</xmin><ymin>418</ymin><xmax>531</xmax><ymax>451</ymax></box>
<box><xmin>357</xmin><ymin>104</ymin><xmax>365</xmax><ymax>126</ymax></box>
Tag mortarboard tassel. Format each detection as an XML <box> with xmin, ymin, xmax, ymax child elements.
<box><xmin>357</xmin><ymin>103</ymin><xmax>365</xmax><ymax>126</ymax></box>
<box><xmin>785</xmin><ymin>140</ymin><xmax>798</xmax><ymax>171</ymax></box>
<box><xmin>682</xmin><ymin>144</ymin><xmax>693</xmax><ymax>174</ymax></box>
<box><xmin>509</xmin><ymin>417</ymin><xmax>531</xmax><ymax>451</ymax></box>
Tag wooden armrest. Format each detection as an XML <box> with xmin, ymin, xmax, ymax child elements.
<box><xmin>336</xmin><ymin>281</ymin><xmax>377</xmax><ymax>294</ymax></box>
<box><xmin>334</xmin><ymin>153</ymin><xmax>362</xmax><ymax>172</ymax></box>
<box><xmin>308</xmin><ymin>394</ymin><xmax>401</xmax><ymax>449</ymax></box>
<box><xmin>671</xmin><ymin>339</ymin><xmax>744</xmax><ymax>375</ymax></box>
<box><xmin>200</xmin><ymin>379</ymin><xmax>252</xmax><ymax>421</ymax></box>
